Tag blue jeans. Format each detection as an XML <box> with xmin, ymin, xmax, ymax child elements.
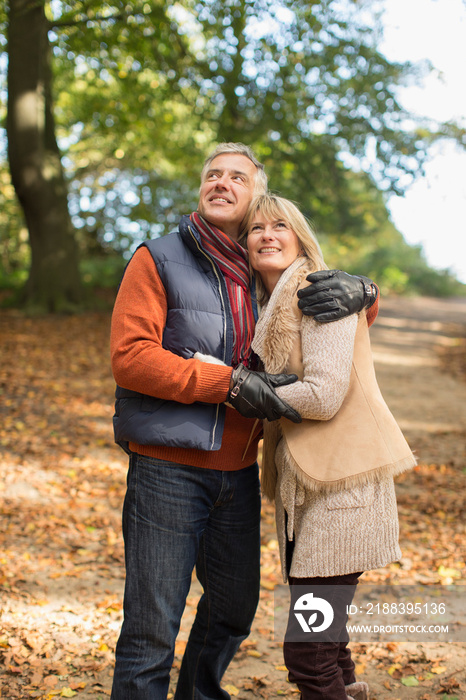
<box><xmin>111</xmin><ymin>454</ymin><xmax>261</xmax><ymax>700</ymax></box>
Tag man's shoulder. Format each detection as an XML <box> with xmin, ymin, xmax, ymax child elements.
<box><xmin>144</xmin><ymin>229</ymin><xmax>181</xmax><ymax>253</ymax></box>
<box><xmin>143</xmin><ymin>215</ymin><xmax>194</xmax><ymax>258</ymax></box>
<box><xmin>143</xmin><ymin>227</ymin><xmax>190</xmax><ymax>263</ymax></box>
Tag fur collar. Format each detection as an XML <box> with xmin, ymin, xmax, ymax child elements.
<box><xmin>252</xmin><ymin>257</ymin><xmax>317</xmax><ymax>373</ymax></box>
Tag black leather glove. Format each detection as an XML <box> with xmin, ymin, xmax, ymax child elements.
<box><xmin>297</xmin><ymin>270</ymin><xmax>378</xmax><ymax>323</ymax></box>
<box><xmin>228</xmin><ymin>365</ymin><xmax>302</xmax><ymax>423</ymax></box>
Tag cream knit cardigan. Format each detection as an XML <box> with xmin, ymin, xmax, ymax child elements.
<box><xmin>252</xmin><ymin>257</ymin><xmax>413</xmax><ymax>581</ymax></box>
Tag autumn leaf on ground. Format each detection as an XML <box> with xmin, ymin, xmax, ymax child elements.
<box><xmin>223</xmin><ymin>684</ymin><xmax>240</xmax><ymax>696</ymax></box>
<box><xmin>401</xmin><ymin>675</ymin><xmax>419</xmax><ymax>687</ymax></box>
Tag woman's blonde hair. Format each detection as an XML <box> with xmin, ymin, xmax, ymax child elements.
<box><xmin>241</xmin><ymin>194</ymin><xmax>327</xmax><ymax>304</ymax></box>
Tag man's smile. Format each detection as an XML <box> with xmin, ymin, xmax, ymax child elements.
<box><xmin>209</xmin><ymin>195</ymin><xmax>232</xmax><ymax>204</ymax></box>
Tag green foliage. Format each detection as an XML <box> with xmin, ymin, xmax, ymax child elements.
<box><xmin>0</xmin><ymin>162</ymin><xmax>29</xmax><ymax>288</ymax></box>
<box><xmin>80</xmin><ymin>254</ymin><xmax>127</xmax><ymax>289</ymax></box>
<box><xmin>316</xmin><ymin>177</ymin><xmax>466</xmax><ymax>298</ymax></box>
<box><xmin>194</xmin><ymin>0</ymin><xmax>429</xmax><ymax>188</ymax></box>
<box><xmin>0</xmin><ymin>0</ymin><xmax>464</xmax><ymax>300</ymax></box>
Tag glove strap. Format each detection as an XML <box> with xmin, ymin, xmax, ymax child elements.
<box><xmin>229</xmin><ymin>366</ymin><xmax>246</xmax><ymax>399</ymax></box>
<box><xmin>360</xmin><ymin>276</ymin><xmax>378</xmax><ymax>308</ymax></box>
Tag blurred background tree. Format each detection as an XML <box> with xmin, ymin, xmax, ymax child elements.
<box><xmin>0</xmin><ymin>0</ymin><xmax>464</xmax><ymax>311</ymax></box>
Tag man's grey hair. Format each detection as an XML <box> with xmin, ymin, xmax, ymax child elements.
<box><xmin>201</xmin><ymin>142</ymin><xmax>268</xmax><ymax>195</ymax></box>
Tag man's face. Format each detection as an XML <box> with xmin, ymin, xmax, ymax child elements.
<box><xmin>197</xmin><ymin>153</ymin><xmax>257</xmax><ymax>240</ymax></box>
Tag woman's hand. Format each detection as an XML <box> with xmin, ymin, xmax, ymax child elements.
<box><xmin>297</xmin><ymin>270</ymin><xmax>378</xmax><ymax>322</ymax></box>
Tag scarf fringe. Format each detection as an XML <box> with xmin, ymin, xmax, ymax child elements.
<box><xmin>260</xmin><ymin>462</ymin><xmax>278</xmax><ymax>502</ymax></box>
<box><xmin>260</xmin><ymin>421</ymin><xmax>281</xmax><ymax>501</ymax></box>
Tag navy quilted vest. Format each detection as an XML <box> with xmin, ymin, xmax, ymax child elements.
<box><xmin>113</xmin><ymin>216</ymin><xmax>235</xmax><ymax>453</ymax></box>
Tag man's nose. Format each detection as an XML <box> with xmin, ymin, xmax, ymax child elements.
<box><xmin>214</xmin><ymin>173</ymin><xmax>229</xmax><ymax>188</ymax></box>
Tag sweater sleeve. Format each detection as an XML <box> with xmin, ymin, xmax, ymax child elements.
<box><xmin>276</xmin><ymin>313</ymin><xmax>358</xmax><ymax>420</ymax></box>
<box><xmin>110</xmin><ymin>246</ymin><xmax>232</xmax><ymax>404</ymax></box>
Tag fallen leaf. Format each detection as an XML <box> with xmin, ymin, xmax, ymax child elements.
<box><xmin>401</xmin><ymin>676</ymin><xmax>419</xmax><ymax>687</ymax></box>
<box><xmin>437</xmin><ymin>565</ymin><xmax>461</xmax><ymax>579</ymax></box>
<box><xmin>223</xmin><ymin>684</ymin><xmax>240</xmax><ymax>696</ymax></box>
<box><xmin>431</xmin><ymin>666</ymin><xmax>447</xmax><ymax>674</ymax></box>
<box><xmin>260</xmin><ymin>580</ymin><xmax>275</xmax><ymax>591</ymax></box>
<box><xmin>388</xmin><ymin>663</ymin><xmax>402</xmax><ymax>677</ymax></box>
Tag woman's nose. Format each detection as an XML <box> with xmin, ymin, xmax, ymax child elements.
<box><xmin>261</xmin><ymin>225</ymin><xmax>275</xmax><ymax>239</ymax></box>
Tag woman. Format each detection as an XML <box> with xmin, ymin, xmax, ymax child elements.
<box><xmin>243</xmin><ymin>194</ymin><xmax>416</xmax><ymax>700</ymax></box>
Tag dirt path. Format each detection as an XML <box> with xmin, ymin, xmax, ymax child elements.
<box><xmin>1</xmin><ymin>297</ymin><xmax>465</xmax><ymax>699</ymax></box>
<box><xmin>369</xmin><ymin>296</ymin><xmax>466</xmax><ymax>469</ymax></box>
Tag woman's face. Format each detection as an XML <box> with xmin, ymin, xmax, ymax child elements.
<box><xmin>247</xmin><ymin>212</ymin><xmax>301</xmax><ymax>292</ymax></box>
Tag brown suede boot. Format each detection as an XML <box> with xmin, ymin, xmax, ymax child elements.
<box><xmin>345</xmin><ymin>681</ymin><xmax>369</xmax><ymax>700</ymax></box>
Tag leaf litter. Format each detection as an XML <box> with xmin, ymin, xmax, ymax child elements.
<box><xmin>1</xmin><ymin>297</ymin><xmax>465</xmax><ymax>698</ymax></box>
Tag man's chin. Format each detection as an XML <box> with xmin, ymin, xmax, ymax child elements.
<box><xmin>200</xmin><ymin>204</ymin><xmax>229</xmax><ymax>219</ymax></box>
<box><xmin>201</xmin><ymin>211</ymin><xmax>229</xmax><ymax>228</ymax></box>
<box><xmin>197</xmin><ymin>207</ymin><xmax>241</xmax><ymax>239</ymax></box>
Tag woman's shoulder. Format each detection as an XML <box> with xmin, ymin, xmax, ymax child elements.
<box><xmin>300</xmin><ymin>308</ymin><xmax>359</xmax><ymax>334</ymax></box>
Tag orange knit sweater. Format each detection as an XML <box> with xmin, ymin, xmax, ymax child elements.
<box><xmin>110</xmin><ymin>246</ymin><xmax>379</xmax><ymax>470</ymax></box>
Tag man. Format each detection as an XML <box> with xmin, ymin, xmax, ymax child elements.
<box><xmin>110</xmin><ymin>143</ymin><xmax>378</xmax><ymax>699</ymax></box>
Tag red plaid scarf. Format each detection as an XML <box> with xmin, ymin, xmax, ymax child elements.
<box><xmin>190</xmin><ymin>212</ymin><xmax>255</xmax><ymax>367</ymax></box>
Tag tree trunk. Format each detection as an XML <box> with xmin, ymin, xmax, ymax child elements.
<box><xmin>7</xmin><ymin>0</ymin><xmax>83</xmax><ymax>312</ymax></box>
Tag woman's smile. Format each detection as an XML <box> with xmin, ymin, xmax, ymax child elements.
<box><xmin>259</xmin><ymin>246</ymin><xmax>281</xmax><ymax>254</ymax></box>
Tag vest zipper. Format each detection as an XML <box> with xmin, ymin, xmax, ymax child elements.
<box><xmin>188</xmin><ymin>225</ymin><xmax>228</xmax><ymax>450</ymax></box>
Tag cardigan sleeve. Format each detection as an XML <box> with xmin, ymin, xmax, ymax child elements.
<box><xmin>110</xmin><ymin>246</ymin><xmax>232</xmax><ymax>404</ymax></box>
<box><xmin>275</xmin><ymin>312</ymin><xmax>358</xmax><ymax>420</ymax></box>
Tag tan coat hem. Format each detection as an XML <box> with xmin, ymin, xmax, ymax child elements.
<box><xmin>282</xmin><ymin>445</ymin><xmax>416</xmax><ymax>495</ymax></box>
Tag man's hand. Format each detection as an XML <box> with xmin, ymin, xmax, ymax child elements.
<box><xmin>297</xmin><ymin>270</ymin><xmax>378</xmax><ymax>323</ymax></box>
<box><xmin>228</xmin><ymin>366</ymin><xmax>302</xmax><ymax>423</ymax></box>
